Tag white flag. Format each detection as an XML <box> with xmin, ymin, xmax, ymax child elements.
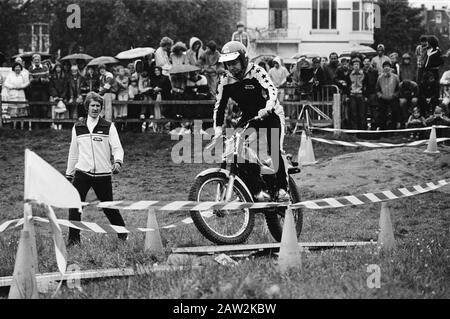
<box><xmin>24</xmin><ymin>149</ymin><xmax>82</xmax><ymax>211</ymax></box>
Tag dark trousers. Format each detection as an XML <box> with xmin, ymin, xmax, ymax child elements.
<box><xmin>378</xmin><ymin>98</ymin><xmax>398</xmax><ymax>130</ymax></box>
<box><xmin>238</xmin><ymin>113</ymin><xmax>288</xmax><ymax>195</ymax></box>
<box><xmin>349</xmin><ymin>94</ymin><xmax>367</xmax><ymax>130</ymax></box>
<box><xmin>68</xmin><ymin>171</ymin><xmax>126</xmax><ymax>242</ymax></box>
<box><xmin>29</xmin><ymin>88</ymin><xmax>49</xmax><ymax>128</ymax></box>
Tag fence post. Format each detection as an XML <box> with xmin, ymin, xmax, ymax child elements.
<box><xmin>332</xmin><ymin>93</ymin><xmax>341</xmax><ymax>136</ymax></box>
<box><xmin>103</xmin><ymin>93</ymin><xmax>113</xmax><ymax>121</ymax></box>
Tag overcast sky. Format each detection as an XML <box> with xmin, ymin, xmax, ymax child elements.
<box><xmin>409</xmin><ymin>0</ymin><xmax>449</xmax><ymax>9</ymax></box>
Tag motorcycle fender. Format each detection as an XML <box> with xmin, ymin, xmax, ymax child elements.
<box><xmin>195</xmin><ymin>168</ymin><xmax>254</xmax><ymax>202</ymax></box>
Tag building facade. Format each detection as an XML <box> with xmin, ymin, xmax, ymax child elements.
<box><xmin>421</xmin><ymin>4</ymin><xmax>450</xmax><ymax>38</ymax></box>
<box><xmin>243</xmin><ymin>0</ymin><xmax>376</xmax><ymax>60</ymax></box>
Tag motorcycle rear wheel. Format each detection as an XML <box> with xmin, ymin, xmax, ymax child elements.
<box><xmin>265</xmin><ymin>176</ymin><xmax>303</xmax><ymax>242</ymax></box>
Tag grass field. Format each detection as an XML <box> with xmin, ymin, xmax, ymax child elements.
<box><xmin>0</xmin><ymin>127</ymin><xmax>449</xmax><ymax>299</ymax></box>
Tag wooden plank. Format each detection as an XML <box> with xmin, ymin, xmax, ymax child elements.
<box><xmin>0</xmin><ymin>265</ymin><xmax>203</xmax><ymax>288</ymax></box>
<box><xmin>172</xmin><ymin>241</ymin><xmax>377</xmax><ymax>255</ymax></box>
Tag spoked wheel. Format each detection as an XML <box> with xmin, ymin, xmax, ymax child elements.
<box><xmin>265</xmin><ymin>176</ymin><xmax>303</xmax><ymax>242</ymax></box>
<box><xmin>188</xmin><ymin>172</ymin><xmax>255</xmax><ymax>245</ymax></box>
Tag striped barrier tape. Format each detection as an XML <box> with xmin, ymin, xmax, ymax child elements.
<box><xmin>2</xmin><ymin>179</ymin><xmax>449</xmax><ymax>234</ymax></box>
<box><xmin>290</xmin><ymin>179</ymin><xmax>449</xmax><ymax>210</ymax></box>
<box><xmin>97</xmin><ymin>200</ymin><xmax>285</xmax><ymax>211</ymax></box>
<box><xmin>311</xmin><ymin>137</ymin><xmax>450</xmax><ymax>148</ymax></box>
<box><xmin>312</xmin><ymin>125</ymin><xmax>450</xmax><ymax>134</ymax></box>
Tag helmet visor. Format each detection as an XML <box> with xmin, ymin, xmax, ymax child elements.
<box><xmin>219</xmin><ymin>52</ymin><xmax>240</xmax><ymax>63</ymax></box>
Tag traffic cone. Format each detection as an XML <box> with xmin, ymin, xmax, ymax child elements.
<box><xmin>377</xmin><ymin>202</ymin><xmax>396</xmax><ymax>251</ymax></box>
<box><xmin>298</xmin><ymin>131</ymin><xmax>317</xmax><ymax>166</ymax></box>
<box><xmin>144</xmin><ymin>208</ymin><xmax>164</xmax><ymax>253</ymax></box>
<box><xmin>277</xmin><ymin>208</ymin><xmax>302</xmax><ymax>272</ymax></box>
<box><xmin>8</xmin><ymin>230</ymin><xmax>39</xmax><ymax>299</ymax></box>
<box><xmin>424</xmin><ymin>126</ymin><xmax>439</xmax><ymax>154</ymax></box>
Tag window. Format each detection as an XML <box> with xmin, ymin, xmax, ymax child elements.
<box><xmin>269</xmin><ymin>0</ymin><xmax>288</xmax><ymax>30</ymax></box>
<box><xmin>312</xmin><ymin>0</ymin><xmax>336</xmax><ymax>30</ymax></box>
<box><xmin>435</xmin><ymin>11</ymin><xmax>442</xmax><ymax>24</ymax></box>
<box><xmin>352</xmin><ymin>0</ymin><xmax>373</xmax><ymax>31</ymax></box>
<box><xmin>31</xmin><ymin>23</ymin><xmax>50</xmax><ymax>53</ymax></box>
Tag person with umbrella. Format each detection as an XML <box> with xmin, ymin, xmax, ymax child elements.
<box><xmin>199</xmin><ymin>40</ymin><xmax>224</xmax><ymax>97</ymax></box>
<box><xmin>155</xmin><ymin>37</ymin><xmax>173</xmax><ymax>76</ymax></box>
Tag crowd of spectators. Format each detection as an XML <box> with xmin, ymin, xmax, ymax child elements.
<box><xmin>1</xmin><ymin>28</ymin><xmax>450</xmax><ymax>136</ymax></box>
<box><xmin>264</xmin><ymin>35</ymin><xmax>450</xmax><ymax>137</ymax></box>
<box><xmin>0</xmin><ymin>34</ymin><xmax>225</xmax><ymax>132</ymax></box>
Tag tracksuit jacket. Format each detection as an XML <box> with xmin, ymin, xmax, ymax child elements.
<box><xmin>66</xmin><ymin>116</ymin><xmax>124</xmax><ymax>178</ymax></box>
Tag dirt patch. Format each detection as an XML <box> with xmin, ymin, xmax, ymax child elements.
<box><xmin>295</xmin><ymin>146</ymin><xmax>450</xmax><ymax>197</ymax></box>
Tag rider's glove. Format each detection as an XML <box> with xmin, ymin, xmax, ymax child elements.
<box><xmin>258</xmin><ymin>108</ymin><xmax>270</xmax><ymax>119</ymax></box>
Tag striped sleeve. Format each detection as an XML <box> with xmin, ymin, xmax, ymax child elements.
<box><xmin>213</xmin><ymin>74</ymin><xmax>229</xmax><ymax>129</ymax></box>
<box><xmin>252</xmin><ymin>66</ymin><xmax>278</xmax><ymax>109</ymax></box>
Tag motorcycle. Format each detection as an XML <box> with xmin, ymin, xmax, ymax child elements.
<box><xmin>188</xmin><ymin>116</ymin><xmax>303</xmax><ymax>245</ymax></box>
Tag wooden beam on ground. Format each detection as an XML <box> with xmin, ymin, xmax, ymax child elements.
<box><xmin>0</xmin><ymin>265</ymin><xmax>203</xmax><ymax>288</ymax></box>
<box><xmin>172</xmin><ymin>241</ymin><xmax>377</xmax><ymax>255</ymax></box>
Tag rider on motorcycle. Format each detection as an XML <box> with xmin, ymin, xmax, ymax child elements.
<box><xmin>213</xmin><ymin>41</ymin><xmax>289</xmax><ymax>202</ymax></box>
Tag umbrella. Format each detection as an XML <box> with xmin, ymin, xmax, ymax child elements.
<box><xmin>115</xmin><ymin>47</ymin><xmax>155</xmax><ymax>60</ymax></box>
<box><xmin>169</xmin><ymin>64</ymin><xmax>200</xmax><ymax>74</ymax></box>
<box><xmin>340</xmin><ymin>45</ymin><xmax>376</xmax><ymax>56</ymax></box>
<box><xmin>291</xmin><ymin>52</ymin><xmax>321</xmax><ymax>60</ymax></box>
<box><xmin>87</xmin><ymin>56</ymin><xmax>119</xmax><ymax>66</ymax></box>
<box><xmin>61</xmin><ymin>53</ymin><xmax>94</xmax><ymax>61</ymax></box>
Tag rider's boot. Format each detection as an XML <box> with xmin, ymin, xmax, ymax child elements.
<box><xmin>276</xmin><ymin>188</ymin><xmax>290</xmax><ymax>202</ymax></box>
<box><xmin>254</xmin><ymin>190</ymin><xmax>271</xmax><ymax>202</ymax></box>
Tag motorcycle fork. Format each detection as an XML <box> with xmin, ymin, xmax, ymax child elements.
<box><xmin>225</xmin><ymin>160</ymin><xmax>238</xmax><ymax>202</ymax></box>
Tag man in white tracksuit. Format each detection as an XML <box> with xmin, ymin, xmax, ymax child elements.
<box><xmin>66</xmin><ymin>92</ymin><xmax>126</xmax><ymax>246</ymax></box>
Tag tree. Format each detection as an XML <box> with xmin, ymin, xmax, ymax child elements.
<box><xmin>374</xmin><ymin>0</ymin><xmax>426</xmax><ymax>55</ymax></box>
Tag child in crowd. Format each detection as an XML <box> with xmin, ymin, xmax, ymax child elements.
<box><xmin>425</xmin><ymin>105</ymin><xmax>450</xmax><ymax>126</ymax></box>
<box><xmin>406</xmin><ymin>106</ymin><xmax>426</xmax><ymax>140</ymax></box>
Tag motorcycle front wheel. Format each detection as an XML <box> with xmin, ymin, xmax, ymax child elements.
<box><xmin>188</xmin><ymin>172</ymin><xmax>255</xmax><ymax>245</ymax></box>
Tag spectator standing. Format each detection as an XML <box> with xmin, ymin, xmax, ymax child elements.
<box><xmin>423</xmin><ymin>35</ymin><xmax>444</xmax><ymax>110</ymax></box>
<box><xmin>138</xmin><ymin>70</ymin><xmax>153</xmax><ymax>131</ymax></box>
<box><xmin>268</xmin><ymin>56</ymin><xmax>290</xmax><ymax>102</ymax></box>
<box><xmin>65</xmin><ymin>92</ymin><xmax>126</xmax><ymax>246</ymax></box>
<box><xmin>14</xmin><ymin>57</ymin><xmax>30</xmax><ymax>88</ymax></box>
<box><xmin>186</xmin><ymin>71</ymin><xmax>209</xmax><ymax>118</ymax></box>
<box><xmin>115</xmin><ymin>66</ymin><xmax>129</xmax><ymax>120</ymax></box>
<box><xmin>336</xmin><ymin>58</ymin><xmax>351</xmax><ymax>127</ymax></box>
<box><xmin>67</xmin><ymin>65</ymin><xmax>85</xmax><ymax>120</ymax></box>
<box><xmin>49</xmin><ymin>62</ymin><xmax>68</xmax><ymax>130</ymax></box>
<box><xmin>440</xmin><ymin>68</ymin><xmax>450</xmax><ymax>113</ymax></box>
<box><xmin>376</xmin><ymin>61</ymin><xmax>400</xmax><ymax>129</ymax></box>
<box><xmin>151</xmin><ymin>66</ymin><xmax>172</xmax><ymax>125</ymax></box>
<box><xmin>199</xmin><ymin>40</ymin><xmax>223</xmax><ymax>97</ymax></box>
<box><xmin>98</xmin><ymin>64</ymin><xmax>117</xmax><ymax>97</ymax></box>
<box><xmin>323</xmin><ymin>52</ymin><xmax>340</xmax><ymax>85</ymax></box>
<box><xmin>28</xmin><ymin>54</ymin><xmax>50</xmax><ymax>128</ymax></box>
<box><xmin>389</xmin><ymin>52</ymin><xmax>400</xmax><ymax>75</ymax></box>
<box><xmin>415</xmin><ymin>35</ymin><xmax>428</xmax><ymax>85</ymax></box>
<box><xmin>371</xmin><ymin>44</ymin><xmax>391</xmax><ymax>75</ymax></box>
<box><xmin>362</xmin><ymin>56</ymin><xmax>379</xmax><ymax>130</ymax></box>
<box><xmin>231</xmin><ymin>21</ymin><xmax>251</xmax><ymax>52</ymax></box>
<box><xmin>170</xmin><ymin>42</ymin><xmax>189</xmax><ymax>66</ymax></box>
<box><xmin>155</xmin><ymin>36</ymin><xmax>173</xmax><ymax>76</ymax></box>
<box><xmin>320</xmin><ymin>57</ymin><xmax>328</xmax><ymax>68</ymax></box>
<box><xmin>186</xmin><ymin>37</ymin><xmax>205</xmax><ymax>67</ymax></box>
<box><xmin>420</xmin><ymin>71</ymin><xmax>440</xmax><ymax>116</ymax></box>
<box><xmin>399</xmin><ymin>53</ymin><xmax>416</xmax><ymax>82</ymax></box>
<box><xmin>81</xmin><ymin>66</ymin><xmax>99</xmax><ymax>96</ymax></box>
<box><xmin>3</xmin><ymin>62</ymin><xmax>29</xmax><ymax>129</ymax></box>
<box><xmin>348</xmin><ymin>58</ymin><xmax>366</xmax><ymax>130</ymax></box>
<box><xmin>311</xmin><ymin>57</ymin><xmax>325</xmax><ymax>99</ymax></box>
